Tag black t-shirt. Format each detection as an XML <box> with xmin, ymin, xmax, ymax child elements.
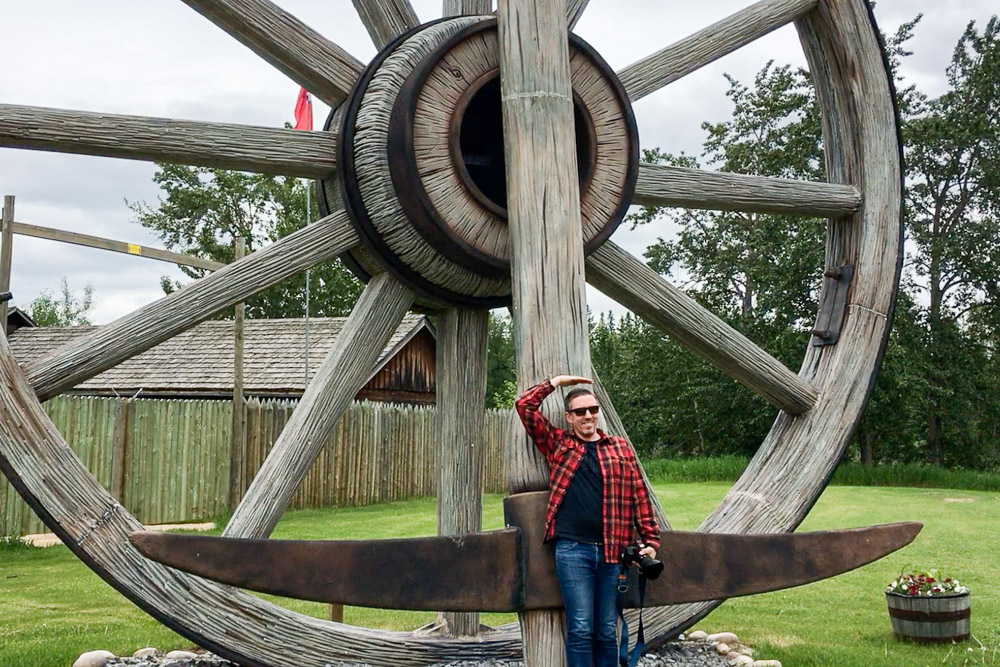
<box><xmin>553</xmin><ymin>439</ymin><xmax>604</xmax><ymax>544</ymax></box>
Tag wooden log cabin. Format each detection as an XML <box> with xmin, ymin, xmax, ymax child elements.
<box><xmin>9</xmin><ymin>314</ymin><xmax>436</xmax><ymax>404</ymax></box>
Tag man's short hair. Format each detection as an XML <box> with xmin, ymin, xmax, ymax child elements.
<box><xmin>564</xmin><ymin>388</ymin><xmax>596</xmax><ymax>412</ymax></box>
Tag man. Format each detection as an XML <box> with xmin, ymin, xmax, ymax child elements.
<box><xmin>515</xmin><ymin>374</ymin><xmax>660</xmax><ymax>667</ymax></box>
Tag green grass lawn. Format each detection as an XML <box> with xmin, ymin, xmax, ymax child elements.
<box><xmin>1</xmin><ymin>484</ymin><xmax>997</xmax><ymax>666</ymax></box>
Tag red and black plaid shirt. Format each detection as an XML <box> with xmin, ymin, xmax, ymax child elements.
<box><xmin>515</xmin><ymin>380</ymin><xmax>660</xmax><ymax>564</ymax></box>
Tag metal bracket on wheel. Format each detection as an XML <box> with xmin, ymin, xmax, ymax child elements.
<box><xmin>812</xmin><ymin>264</ymin><xmax>854</xmax><ymax>346</ymax></box>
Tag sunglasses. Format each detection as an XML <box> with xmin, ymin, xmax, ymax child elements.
<box><xmin>568</xmin><ymin>405</ymin><xmax>600</xmax><ymax>416</ymax></box>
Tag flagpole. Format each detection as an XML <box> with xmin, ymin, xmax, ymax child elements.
<box><xmin>304</xmin><ymin>182</ymin><xmax>311</xmax><ymax>388</ymax></box>
<box><xmin>293</xmin><ymin>87</ymin><xmax>315</xmax><ymax>390</ymax></box>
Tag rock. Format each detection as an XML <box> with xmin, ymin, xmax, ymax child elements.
<box><xmin>687</xmin><ymin>630</ymin><xmax>708</xmax><ymax>640</ymax></box>
<box><xmin>707</xmin><ymin>632</ymin><xmax>739</xmax><ymax>645</ymax></box>
<box><xmin>715</xmin><ymin>642</ymin><xmax>731</xmax><ymax>655</ymax></box>
<box><xmin>727</xmin><ymin>651</ymin><xmax>741</xmax><ymax>660</ymax></box>
<box><xmin>739</xmin><ymin>646</ymin><xmax>754</xmax><ymax>657</ymax></box>
<box><xmin>752</xmin><ymin>661</ymin><xmax>782</xmax><ymax>667</ymax></box>
<box><xmin>133</xmin><ymin>648</ymin><xmax>159</xmax><ymax>658</ymax></box>
<box><xmin>165</xmin><ymin>650</ymin><xmax>199</xmax><ymax>659</ymax></box>
<box><xmin>73</xmin><ymin>651</ymin><xmax>116</xmax><ymax>667</ymax></box>
<box><xmin>735</xmin><ymin>656</ymin><xmax>754</xmax><ymax>666</ymax></box>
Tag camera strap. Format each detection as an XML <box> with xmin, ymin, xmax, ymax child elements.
<box><xmin>617</xmin><ymin>568</ymin><xmax>647</xmax><ymax>667</ymax></box>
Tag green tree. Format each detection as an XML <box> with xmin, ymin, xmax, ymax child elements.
<box><xmin>27</xmin><ymin>277</ymin><xmax>94</xmax><ymax>326</ymax></box>
<box><xmin>129</xmin><ymin>163</ymin><xmax>362</xmax><ymax>319</ymax></box>
<box><xmin>904</xmin><ymin>16</ymin><xmax>1000</xmax><ymax>465</ymax></box>
<box><xmin>486</xmin><ymin>311</ymin><xmax>515</xmax><ymax>409</ymax></box>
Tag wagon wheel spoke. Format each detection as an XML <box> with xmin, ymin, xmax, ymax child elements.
<box><xmin>566</xmin><ymin>0</ymin><xmax>590</xmax><ymax>29</ymax></box>
<box><xmin>0</xmin><ymin>104</ymin><xmax>337</xmax><ymax>179</ymax></box>
<box><xmin>442</xmin><ymin>0</ymin><xmax>492</xmax><ymax>17</ymax></box>
<box><xmin>634</xmin><ymin>163</ymin><xmax>862</xmax><ymax>219</ymax></box>
<box><xmin>435</xmin><ymin>308</ymin><xmax>488</xmax><ymax>636</ymax></box>
<box><xmin>586</xmin><ymin>241</ymin><xmax>818</xmax><ymax>415</ymax></box>
<box><xmin>179</xmin><ymin>0</ymin><xmax>365</xmax><ymax>107</ymax></box>
<box><xmin>26</xmin><ymin>212</ymin><xmax>360</xmax><ymax>402</ymax></box>
<box><xmin>223</xmin><ymin>273</ymin><xmax>415</xmax><ymax>539</ymax></box>
<box><xmin>353</xmin><ymin>0</ymin><xmax>420</xmax><ymax>50</ymax></box>
<box><xmin>618</xmin><ymin>0</ymin><xmax>817</xmax><ymax>102</ymax></box>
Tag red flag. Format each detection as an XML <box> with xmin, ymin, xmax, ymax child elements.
<box><xmin>293</xmin><ymin>87</ymin><xmax>313</xmax><ymax>131</ymax></box>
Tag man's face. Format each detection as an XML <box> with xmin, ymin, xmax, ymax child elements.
<box><xmin>565</xmin><ymin>393</ymin><xmax>600</xmax><ymax>440</ymax></box>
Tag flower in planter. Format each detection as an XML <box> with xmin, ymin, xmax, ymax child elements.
<box><xmin>886</xmin><ymin>569</ymin><xmax>969</xmax><ymax>597</ymax></box>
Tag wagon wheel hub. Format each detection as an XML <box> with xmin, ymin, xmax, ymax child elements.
<box><xmin>326</xmin><ymin>18</ymin><xmax>638</xmax><ymax>307</ymax></box>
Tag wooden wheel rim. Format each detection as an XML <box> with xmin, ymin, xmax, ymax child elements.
<box><xmin>0</xmin><ymin>0</ymin><xmax>901</xmax><ymax>664</ymax></box>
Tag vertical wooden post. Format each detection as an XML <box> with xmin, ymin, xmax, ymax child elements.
<box><xmin>435</xmin><ymin>307</ymin><xmax>488</xmax><ymax>637</ymax></box>
<box><xmin>0</xmin><ymin>196</ymin><xmax>15</xmax><ymax>331</ymax></box>
<box><xmin>228</xmin><ymin>237</ymin><xmax>247</xmax><ymax>511</ymax></box>
<box><xmin>498</xmin><ymin>0</ymin><xmax>588</xmax><ymax>663</ymax></box>
<box><xmin>110</xmin><ymin>398</ymin><xmax>131</xmax><ymax>503</ymax></box>
<box><xmin>328</xmin><ymin>603</ymin><xmax>344</xmax><ymax>623</ymax></box>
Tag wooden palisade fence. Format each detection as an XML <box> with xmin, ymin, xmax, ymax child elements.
<box><xmin>1</xmin><ymin>396</ymin><xmax>510</xmax><ymax>537</ymax></box>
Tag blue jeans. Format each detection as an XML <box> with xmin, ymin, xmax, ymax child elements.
<box><xmin>553</xmin><ymin>539</ymin><xmax>620</xmax><ymax>667</ymax></box>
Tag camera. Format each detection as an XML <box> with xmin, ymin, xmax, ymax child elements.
<box><xmin>621</xmin><ymin>544</ymin><xmax>663</xmax><ymax>580</ymax></box>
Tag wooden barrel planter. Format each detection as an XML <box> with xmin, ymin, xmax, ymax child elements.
<box><xmin>886</xmin><ymin>592</ymin><xmax>971</xmax><ymax>643</ymax></box>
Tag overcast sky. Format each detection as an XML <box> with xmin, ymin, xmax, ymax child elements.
<box><xmin>0</xmin><ymin>0</ymin><xmax>995</xmax><ymax>324</ymax></box>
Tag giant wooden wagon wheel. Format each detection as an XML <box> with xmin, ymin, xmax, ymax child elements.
<box><xmin>0</xmin><ymin>0</ymin><xmax>902</xmax><ymax>665</ymax></box>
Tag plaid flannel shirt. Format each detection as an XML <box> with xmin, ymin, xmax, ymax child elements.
<box><xmin>515</xmin><ymin>379</ymin><xmax>660</xmax><ymax>564</ymax></box>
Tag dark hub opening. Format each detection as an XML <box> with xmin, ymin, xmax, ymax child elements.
<box><xmin>456</xmin><ymin>74</ymin><xmax>595</xmax><ymax>214</ymax></box>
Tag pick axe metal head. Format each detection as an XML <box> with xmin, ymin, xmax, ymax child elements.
<box><xmin>130</xmin><ymin>491</ymin><xmax>921</xmax><ymax>612</ymax></box>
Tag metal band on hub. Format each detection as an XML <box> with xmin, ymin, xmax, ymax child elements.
<box><xmin>330</xmin><ymin>17</ymin><xmax>638</xmax><ymax>308</ymax></box>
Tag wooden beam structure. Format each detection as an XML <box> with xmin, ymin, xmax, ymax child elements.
<box><xmin>0</xmin><ymin>197</ymin><xmax>13</xmax><ymax>329</ymax></box>
<box><xmin>8</xmin><ymin>219</ymin><xmax>225</xmax><ymax>272</ymax></box>
<box><xmin>435</xmin><ymin>307</ymin><xmax>488</xmax><ymax>637</ymax></box>
<box><xmin>353</xmin><ymin>0</ymin><xmax>419</xmax><ymax>49</ymax></box>
<box><xmin>222</xmin><ymin>273</ymin><xmax>414</xmax><ymax>540</ymax></box>
<box><xmin>586</xmin><ymin>241</ymin><xmax>818</xmax><ymax>415</ymax></box>
<box><xmin>178</xmin><ymin>0</ymin><xmax>364</xmax><ymax>107</ymax></box>
<box><xmin>26</xmin><ymin>212</ymin><xmax>360</xmax><ymax>402</ymax></box>
<box><xmin>618</xmin><ymin>0</ymin><xmax>817</xmax><ymax>101</ymax></box>
<box><xmin>442</xmin><ymin>0</ymin><xmax>491</xmax><ymax>17</ymax></box>
<box><xmin>0</xmin><ymin>104</ymin><xmax>337</xmax><ymax>179</ymax></box>
<box><xmin>634</xmin><ymin>163</ymin><xmax>861</xmax><ymax>219</ymax></box>
<box><xmin>498</xmin><ymin>0</ymin><xmax>588</xmax><ymax>662</ymax></box>
<box><xmin>228</xmin><ymin>238</ymin><xmax>247</xmax><ymax>512</ymax></box>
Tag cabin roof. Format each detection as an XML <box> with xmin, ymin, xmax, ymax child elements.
<box><xmin>9</xmin><ymin>314</ymin><xmax>433</xmax><ymax>398</ymax></box>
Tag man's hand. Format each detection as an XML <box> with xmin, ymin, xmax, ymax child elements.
<box><xmin>549</xmin><ymin>375</ymin><xmax>594</xmax><ymax>388</ymax></box>
<box><xmin>639</xmin><ymin>546</ymin><xmax>657</xmax><ymax>561</ymax></box>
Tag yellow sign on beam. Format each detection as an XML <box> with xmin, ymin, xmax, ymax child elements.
<box><xmin>127</xmin><ymin>244</ymin><xmax>142</xmax><ymax>255</ymax></box>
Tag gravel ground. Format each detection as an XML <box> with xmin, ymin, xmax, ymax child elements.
<box><xmin>106</xmin><ymin>640</ymin><xmax>733</xmax><ymax>667</ymax></box>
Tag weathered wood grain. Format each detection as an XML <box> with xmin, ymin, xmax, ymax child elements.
<box><xmin>179</xmin><ymin>0</ymin><xmax>364</xmax><ymax>107</ymax></box>
<box><xmin>0</xmin><ymin>197</ymin><xmax>13</xmax><ymax>328</ymax></box>
<box><xmin>634</xmin><ymin>163</ymin><xmax>861</xmax><ymax>219</ymax></box>
<box><xmin>566</xmin><ymin>0</ymin><xmax>589</xmax><ymax>29</ymax></box>
<box><xmin>443</xmin><ymin>0</ymin><xmax>491</xmax><ymax>16</ymax></box>
<box><xmin>436</xmin><ymin>308</ymin><xmax>488</xmax><ymax>637</ymax></box>
<box><xmin>8</xmin><ymin>220</ymin><xmax>225</xmax><ymax>272</ymax></box>
<box><xmin>633</xmin><ymin>0</ymin><xmax>902</xmax><ymax>644</ymax></box>
<box><xmin>353</xmin><ymin>0</ymin><xmax>419</xmax><ymax>49</ymax></box>
<box><xmin>223</xmin><ymin>273</ymin><xmax>415</xmax><ymax>539</ymax></box>
<box><xmin>0</xmin><ymin>335</ymin><xmax>524</xmax><ymax>665</ymax></box>
<box><xmin>498</xmin><ymin>0</ymin><xmax>584</xmax><ymax>663</ymax></box>
<box><xmin>109</xmin><ymin>399</ymin><xmax>130</xmax><ymax>503</ymax></box>
<box><xmin>618</xmin><ymin>0</ymin><xmax>817</xmax><ymax>101</ymax></box>
<box><xmin>0</xmin><ymin>104</ymin><xmax>337</xmax><ymax>178</ymax></box>
<box><xmin>228</xmin><ymin>239</ymin><xmax>247</xmax><ymax>512</ymax></box>
<box><xmin>26</xmin><ymin>212</ymin><xmax>359</xmax><ymax>402</ymax></box>
<box><xmin>586</xmin><ymin>241</ymin><xmax>817</xmax><ymax>415</ymax></box>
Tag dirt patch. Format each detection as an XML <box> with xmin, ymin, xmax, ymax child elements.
<box><xmin>21</xmin><ymin>522</ymin><xmax>215</xmax><ymax>548</ymax></box>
